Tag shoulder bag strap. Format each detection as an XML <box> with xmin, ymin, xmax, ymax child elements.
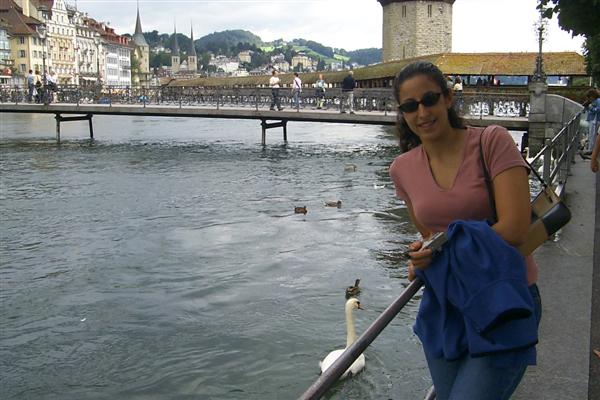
<box><xmin>479</xmin><ymin>125</ymin><xmax>498</xmax><ymax>222</ymax></box>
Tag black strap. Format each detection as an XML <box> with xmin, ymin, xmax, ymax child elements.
<box><xmin>479</xmin><ymin>126</ymin><xmax>497</xmax><ymax>222</ymax></box>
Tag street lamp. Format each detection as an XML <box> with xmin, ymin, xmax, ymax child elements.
<box><xmin>36</xmin><ymin>24</ymin><xmax>47</xmax><ymax>87</ymax></box>
<box><xmin>93</xmin><ymin>33</ymin><xmax>101</xmax><ymax>86</ymax></box>
<box><xmin>532</xmin><ymin>7</ymin><xmax>547</xmax><ymax>83</ymax></box>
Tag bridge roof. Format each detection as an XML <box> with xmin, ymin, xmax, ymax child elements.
<box><xmin>168</xmin><ymin>52</ymin><xmax>587</xmax><ymax>88</ymax></box>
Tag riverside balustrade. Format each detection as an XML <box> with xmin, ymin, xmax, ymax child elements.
<box><xmin>0</xmin><ymin>84</ymin><xmax>532</xmax><ymax>118</ymax></box>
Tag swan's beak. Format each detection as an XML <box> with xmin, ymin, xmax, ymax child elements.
<box><xmin>357</xmin><ymin>303</ymin><xmax>363</xmax><ymax>310</ymax></box>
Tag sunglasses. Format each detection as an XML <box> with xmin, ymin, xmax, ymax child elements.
<box><xmin>398</xmin><ymin>92</ymin><xmax>442</xmax><ymax>113</ymax></box>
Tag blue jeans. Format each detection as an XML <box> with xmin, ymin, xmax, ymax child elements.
<box><xmin>588</xmin><ymin>119</ymin><xmax>599</xmax><ymax>152</ymax></box>
<box><xmin>292</xmin><ymin>89</ymin><xmax>301</xmax><ymax>109</ymax></box>
<box><xmin>426</xmin><ymin>284</ymin><xmax>542</xmax><ymax>400</ymax></box>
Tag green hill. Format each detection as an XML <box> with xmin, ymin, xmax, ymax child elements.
<box><xmin>142</xmin><ymin>29</ymin><xmax>381</xmax><ymax>66</ymax></box>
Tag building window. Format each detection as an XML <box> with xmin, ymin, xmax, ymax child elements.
<box><xmin>428</xmin><ymin>4</ymin><xmax>433</xmax><ymax>17</ymax></box>
<box><xmin>402</xmin><ymin>5</ymin><xmax>407</xmax><ymax>18</ymax></box>
<box><xmin>19</xmin><ymin>50</ymin><xmax>26</xmax><ymax>57</ymax></box>
<box><xmin>20</xmin><ymin>63</ymin><xmax>26</xmax><ymax>72</ymax></box>
<box><xmin>19</xmin><ymin>37</ymin><xmax>25</xmax><ymax>44</ymax></box>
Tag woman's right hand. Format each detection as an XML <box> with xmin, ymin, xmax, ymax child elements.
<box><xmin>406</xmin><ymin>240</ymin><xmax>433</xmax><ymax>281</ymax></box>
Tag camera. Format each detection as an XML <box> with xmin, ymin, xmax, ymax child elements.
<box><xmin>421</xmin><ymin>231</ymin><xmax>447</xmax><ymax>253</ymax></box>
<box><xmin>406</xmin><ymin>231</ymin><xmax>447</xmax><ymax>258</ymax></box>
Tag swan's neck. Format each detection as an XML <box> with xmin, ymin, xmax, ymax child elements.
<box><xmin>345</xmin><ymin>305</ymin><xmax>357</xmax><ymax>348</ymax></box>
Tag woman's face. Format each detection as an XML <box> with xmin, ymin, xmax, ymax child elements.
<box><xmin>397</xmin><ymin>74</ymin><xmax>453</xmax><ymax>141</ymax></box>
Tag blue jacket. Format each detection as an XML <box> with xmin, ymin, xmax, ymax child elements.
<box><xmin>414</xmin><ymin>220</ymin><xmax>538</xmax><ymax>367</ymax></box>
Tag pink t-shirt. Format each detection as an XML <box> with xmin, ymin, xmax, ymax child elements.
<box><xmin>389</xmin><ymin>125</ymin><xmax>538</xmax><ymax>284</ymax></box>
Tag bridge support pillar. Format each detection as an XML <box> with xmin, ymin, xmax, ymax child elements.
<box><xmin>260</xmin><ymin>119</ymin><xmax>287</xmax><ymax>146</ymax></box>
<box><xmin>528</xmin><ymin>81</ymin><xmax>549</xmax><ymax>154</ymax></box>
<box><xmin>54</xmin><ymin>113</ymin><xmax>95</xmax><ymax>144</ymax></box>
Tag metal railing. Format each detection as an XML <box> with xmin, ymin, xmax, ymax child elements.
<box><xmin>0</xmin><ymin>84</ymin><xmax>531</xmax><ymax>118</ymax></box>
<box><xmin>527</xmin><ymin>110</ymin><xmax>583</xmax><ymax>195</ymax></box>
<box><xmin>0</xmin><ymin>84</ymin><xmax>396</xmax><ymax>113</ymax></box>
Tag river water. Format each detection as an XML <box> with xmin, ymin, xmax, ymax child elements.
<box><xmin>1</xmin><ymin>113</ymin><xmax>432</xmax><ymax>399</ymax></box>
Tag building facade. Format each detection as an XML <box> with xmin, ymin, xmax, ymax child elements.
<box><xmin>378</xmin><ymin>0</ymin><xmax>454</xmax><ymax>62</ymax></box>
<box><xmin>0</xmin><ymin>18</ymin><xmax>13</xmax><ymax>82</ymax></box>
<box><xmin>73</xmin><ymin>14</ymin><xmax>101</xmax><ymax>85</ymax></box>
<box><xmin>1</xmin><ymin>0</ymin><xmax>45</xmax><ymax>78</ymax></box>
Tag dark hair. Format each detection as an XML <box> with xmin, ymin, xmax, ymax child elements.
<box><xmin>392</xmin><ymin>61</ymin><xmax>465</xmax><ymax>152</ymax></box>
<box><xmin>586</xmin><ymin>88</ymin><xmax>599</xmax><ymax>99</ymax></box>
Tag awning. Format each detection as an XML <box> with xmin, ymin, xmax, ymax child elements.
<box><xmin>0</xmin><ymin>75</ymin><xmax>11</xmax><ymax>79</ymax></box>
<box><xmin>81</xmin><ymin>77</ymin><xmax>97</xmax><ymax>81</ymax></box>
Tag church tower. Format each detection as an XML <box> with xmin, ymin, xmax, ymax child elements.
<box><xmin>132</xmin><ymin>4</ymin><xmax>150</xmax><ymax>85</ymax></box>
<box><xmin>378</xmin><ymin>0</ymin><xmax>454</xmax><ymax>62</ymax></box>
<box><xmin>187</xmin><ymin>23</ymin><xmax>197</xmax><ymax>73</ymax></box>
<box><xmin>171</xmin><ymin>23</ymin><xmax>180</xmax><ymax>74</ymax></box>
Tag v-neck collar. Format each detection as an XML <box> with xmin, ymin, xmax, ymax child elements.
<box><xmin>422</xmin><ymin>128</ymin><xmax>471</xmax><ymax>191</ymax></box>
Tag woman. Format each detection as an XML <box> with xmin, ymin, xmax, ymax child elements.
<box><xmin>389</xmin><ymin>61</ymin><xmax>541</xmax><ymax>400</ymax></box>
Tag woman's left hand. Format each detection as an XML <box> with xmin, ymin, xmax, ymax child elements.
<box><xmin>406</xmin><ymin>240</ymin><xmax>433</xmax><ymax>281</ymax></box>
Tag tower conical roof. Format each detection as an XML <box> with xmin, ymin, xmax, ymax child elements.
<box><xmin>172</xmin><ymin>23</ymin><xmax>180</xmax><ymax>56</ymax></box>
<box><xmin>132</xmin><ymin>6</ymin><xmax>148</xmax><ymax>47</ymax></box>
<box><xmin>189</xmin><ymin>24</ymin><xmax>196</xmax><ymax>56</ymax></box>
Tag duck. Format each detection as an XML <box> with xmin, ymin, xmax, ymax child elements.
<box><xmin>345</xmin><ymin>279</ymin><xmax>361</xmax><ymax>298</ymax></box>
<box><xmin>294</xmin><ymin>206</ymin><xmax>307</xmax><ymax>215</ymax></box>
<box><xmin>319</xmin><ymin>298</ymin><xmax>365</xmax><ymax>379</ymax></box>
<box><xmin>325</xmin><ymin>200</ymin><xmax>342</xmax><ymax>208</ymax></box>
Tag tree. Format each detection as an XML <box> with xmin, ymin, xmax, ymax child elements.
<box><xmin>538</xmin><ymin>0</ymin><xmax>600</xmax><ymax>37</ymax></box>
<box><xmin>538</xmin><ymin>0</ymin><xmax>600</xmax><ymax>83</ymax></box>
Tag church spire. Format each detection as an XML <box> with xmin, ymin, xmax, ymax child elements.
<box><xmin>132</xmin><ymin>1</ymin><xmax>148</xmax><ymax>46</ymax></box>
<box><xmin>172</xmin><ymin>21</ymin><xmax>180</xmax><ymax>56</ymax></box>
<box><xmin>189</xmin><ymin>22</ymin><xmax>196</xmax><ymax>56</ymax></box>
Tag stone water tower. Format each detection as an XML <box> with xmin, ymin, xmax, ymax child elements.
<box><xmin>378</xmin><ymin>0</ymin><xmax>454</xmax><ymax>62</ymax></box>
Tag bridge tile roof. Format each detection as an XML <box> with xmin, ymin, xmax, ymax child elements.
<box><xmin>168</xmin><ymin>52</ymin><xmax>587</xmax><ymax>88</ymax></box>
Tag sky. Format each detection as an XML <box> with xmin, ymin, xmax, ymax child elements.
<box><xmin>75</xmin><ymin>0</ymin><xmax>585</xmax><ymax>54</ymax></box>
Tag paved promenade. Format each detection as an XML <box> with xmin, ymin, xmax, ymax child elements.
<box><xmin>513</xmin><ymin>157</ymin><xmax>599</xmax><ymax>400</ymax></box>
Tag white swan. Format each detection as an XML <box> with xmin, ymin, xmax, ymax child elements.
<box><xmin>319</xmin><ymin>298</ymin><xmax>365</xmax><ymax>379</ymax></box>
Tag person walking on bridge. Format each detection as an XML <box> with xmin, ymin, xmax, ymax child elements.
<box><xmin>340</xmin><ymin>70</ymin><xmax>355</xmax><ymax>114</ymax></box>
<box><xmin>315</xmin><ymin>74</ymin><xmax>326</xmax><ymax>109</ymax></box>
<box><xmin>269</xmin><ymin>69</ymin><xmax>283</xmax><ymax>111</ymax></box>
<box><xmin>26</xmin><ymin>70</ymin><xmax>34</xmax><ymax>102</ymax></box>
<box><xmin>292</xmin><ymin>72</ymin><xmax>302</xmax><ymax>111</ymax></box>
<box><xmin>389</xmin><ymin>61</ymin><xmax>540</xmax><ymax>400</ymax></box>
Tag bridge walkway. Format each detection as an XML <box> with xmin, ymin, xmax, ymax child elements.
<box><xmin>513</xmin><ymin>156</ymin><xmax>599</xmax><ymax>400</ymax></box>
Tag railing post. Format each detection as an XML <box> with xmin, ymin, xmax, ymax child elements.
<box><xmin>542</xmin><ymin>137</ymin><xmax>552</xmax><ymax>185</ymax></box>
<box><xmin>255</xmin><ymin>87</ymin><xmax>259</xmax><ymax>111</ymax></box>
<box><xmin>217</xmin><ymin>87</ymin><xmax>220</xmax><ymax>110</ymax></box>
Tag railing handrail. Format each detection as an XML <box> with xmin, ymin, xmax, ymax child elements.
<box><xmin>527</xmin><ymin>110</ymin><xmax>583</xmax><ymax>190</ymax></box>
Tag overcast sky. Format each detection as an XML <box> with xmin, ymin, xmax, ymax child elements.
<box><xmin>75</xmin><ymin>0</ymin><xmax>585</xmax><ymax>53</ymax></box>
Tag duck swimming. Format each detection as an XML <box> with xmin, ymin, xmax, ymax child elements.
<box><xmin>345</xmin><ymin>279</ymin><xmax>361</xmax><ymax>298</ymax></box>
<box><xmin>319</xmin><ymin>298</ymin><xmax>365</xmax><ymax>379</ymax></box>
<box><xmin>325</xmin><ymin>200</ymin><xmax>342</xmax><ymax>208</ymax></box>
<box><xmin>294</xmin><ymin>206</ymin><xmax>307</xmax><ymax>214</ymax></box>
